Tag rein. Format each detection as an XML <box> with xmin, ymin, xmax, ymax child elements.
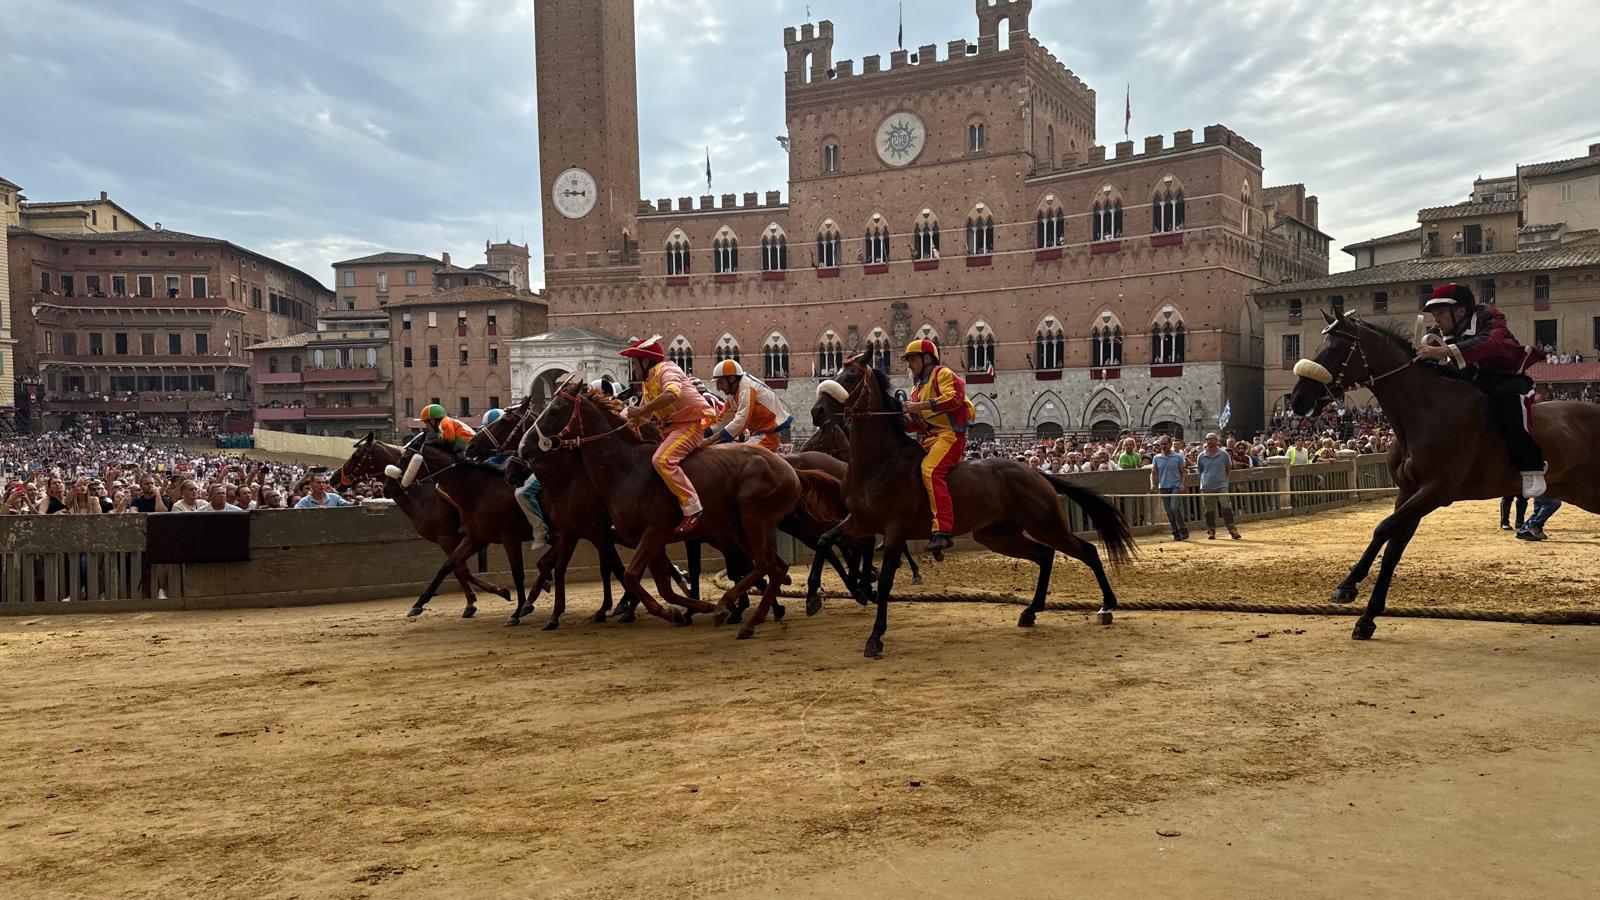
<box><xmin>1316</xmin><ymin>321</ymin><xmax>1413</xmax><ymax>402</ymax></box>
<box><xmin>537</xmin><ymin>390</ymin><xmax>634</xmax><ymax>450</ymax></box>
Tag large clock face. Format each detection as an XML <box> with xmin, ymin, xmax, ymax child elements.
<box><xmin>876</xmin><ymin>112</ymin><xmax>926</xmax><ymax>167</ymax></box>
<box><xmin>551</xmin><ymin>167</ymin><xmax>597</xmax><ymax>219</ymax></box>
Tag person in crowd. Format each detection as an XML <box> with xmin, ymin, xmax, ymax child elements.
<box><xmin>65</xmin><ymin>478</ymin><xmax>101</xmax><ymax>515</ymax></box>
<box><xmin>205</xmin><ymin>484</ymin><xmax>244</xmax><ymax>512</ymax></box>
<box><xmin>1196</xmin><ymin>432</ymin><xmax>1241</xmax><ymax>540</ymax></box>
<box><xmin>171</xmin><ymin>480</ymin><xmax>206</xmax><ymax>512</ymax></box>
<box><xmin>5</xmin><ymin>483</ymin><xmax>33</xmax><ymax>515</ymax></box>
<box><xmin>1115</xmin><ymin>438</ymin><xmax>1142</xmax><ymax>470</ymax></box>
<box><xmin>1150</xmin><ymin>435</ymin><xmax>1189</xmax><ymax>541</ymax></box>
<box><xmin>295</xmin><ymin>473</ymin><xmax>350</xmax><ymax>508</ymax></box>
<box><xmin>38</xmin><ymin>476</ymin><xmax>68</xmax><ymax>514</ymax></box>
<box><xmin>259</xmin><ymin>488</ymin><xmax>286</xmax><ymax>509</ymax></box>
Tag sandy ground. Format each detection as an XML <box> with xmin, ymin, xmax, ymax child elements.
<box><xmin>2</xmin><ymin>500</ymin><xmax>1599</xmax><ymax>899</ymax></box>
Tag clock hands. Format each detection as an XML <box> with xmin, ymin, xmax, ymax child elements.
<box><xmin>560</xmin><ymin>189</ymin><xmax>590</xmax><ymax>198</ymax></box>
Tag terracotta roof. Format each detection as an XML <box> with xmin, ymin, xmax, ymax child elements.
<box><xmin>1416</xmin><ymin>199</ymin><xmax>1520</xmax><ymax>221</ymax></box>
<box><xmin>1520</xmin><ymin>223</ymin><xmax>1563</xmax><ymax>234</ymax></box>
<box><xmin>6</xmin><ymin>225</ymin><xmax>330</xmax><ymax>292</ymax></box>
<box><xmin>245</xmin><ymin>333</ymin><xmax>314</xmax><ymax>351</ymax></box>
<box><xmin>1342</xmin><ymin>227</ymin><xmax>1421</xmax><ymax>252</ymax></box>
<box><xmin>520</xmin><ymin>326</ymin><xmax>628</xmax><ymax>344</ymax></box>
<box><xmin>1262</xmin><ymin>184</ymin><xmax>1302</xmax><ymax>206</ymax></box>
<box><xmin>1521</xmin><ymin>153</ymin><xmax>1600</xmax><ymax>179</ymax></box>
<box><xmin>388</xmin><ymin>285</ymin><xmax>540</xmax><ymax>307</ymax></box>
<box><xmin>1474</xmin><ymin>174</ymin><xmax>1516</xmax><ymax>186</ymax></box>
<box><xmin>317</xmin><ymin>309</ymin><xmax>390</xmax><ymax>321</ymax></box>
<box><xmin>0</xmin><ymin>175</ymin><xmax>21</xmax><ymax>190</ymax></box>
<box><xmin>1528</xmin><ymin>361</ymin><xmax>1600</xmax><ymax>383</ymax></box>
<box><xmin>332</xmin><ymin>251</ymin><xmax>441</xmax><ymax>266</ymax></box>
<box><xmin>1255</xmin><ymin>243</ymin><xmax>1600</xmax><ymax>295</ymax></box>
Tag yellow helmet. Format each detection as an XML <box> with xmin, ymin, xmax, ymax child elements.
<box><xmin>902</xmin><ymin>338</ymin><xmax>940</xmax><ymax>360</ymax></box>
<box><xmin>711</xmin><ymin>359</ymin><xmax>745</xmax><ymax>379</ymax></box>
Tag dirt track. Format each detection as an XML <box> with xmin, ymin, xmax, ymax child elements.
<box><xmin>3</xmin><ymin>500</ymin><xmax>1599</xmax><ymax>898</ymax></box>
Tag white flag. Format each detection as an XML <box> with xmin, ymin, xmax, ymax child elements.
<box><xmin>1218</xmin><ymin>400</ymin><xmax>1232</xmax><ymax>429</ymax></box>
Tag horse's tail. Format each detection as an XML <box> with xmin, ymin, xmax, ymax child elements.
<box><xmin>1043</xmin><ymin>474</ymin><xmax>1136</xmax><ymax>566</ymax></box>
<box><xmin>793</xmin><ymin>468</ymin><xmax>848</xmax><ymax>525</ymax></box>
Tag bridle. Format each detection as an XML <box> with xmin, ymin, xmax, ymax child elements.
<box><xmin>841</xmin><ymin>357</ymin><xmax>909</xmax><ymax>421</ymax></box>
<box><xmin>1314</xmin><ymin>319</ymin><xmax>1412</xmax><ymax>402</ymax></box>
<box><xmin>532</xmin><ymin>387</ymin><xmax>634</xmax><ymax>451</ymax></box>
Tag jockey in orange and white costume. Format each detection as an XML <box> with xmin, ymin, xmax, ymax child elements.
<box><xmin>621</xmin><ymin>336</ymin><xmax>712</xmax><ymax>534</ymax></box>
<box><xmin>902</xmin><ymin>338</ymin><xmax>976</xmax><ymax>554</ymax></box>
<box><xmin>708</xmin><ymin>359</ymin><xmax>792</xmax><ymax>452</ymax></box>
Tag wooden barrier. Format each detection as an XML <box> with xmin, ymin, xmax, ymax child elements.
<box><xmin>1</xmin><ymin>456</ymin><xmax>1395</xmax><ymax>615</ymax></box>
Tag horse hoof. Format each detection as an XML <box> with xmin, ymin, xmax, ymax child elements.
<box><xmin>591</xmin><ymin>610</ymin><xmax>608</xmax><ymax>624</ymax></box>
<box><xmin>805</xmin><ymin>594</ymin><xmax>823</xmax><ymax>617</ymax></box>
<box><xmin>773</xmin><ymin>602</ymin><xmax>787</xmax><ymax>623</ymax></box>
<box><xmin>1017</xmin><ymin>611</ymin><xmax>1036</xmax><ymax>628</ymax></box>
<box><xmin>407</xmin><ymin>606</ymin><xmax>425</xmax><ymax>618</ymax></box>
<box><xmin>542</xmin><ymin>620</ymin><xmax>560</xmax><ymax>631</ymax></box>
<box><xmin>462</xmin><ymin>607</ymin><xmax>476</xmax><ymax>619</ymax></box>
<box><xmin>674</xmin><ymin>610</ymin><xmax>694</xmax><ymax>627</ymax></box>
<box><xmin>736</xmin><ymin>626</ymin><xmax>755</xmax><ymax>640</ymax></box>
<box><xmin>864</xmin><ymin>637</ymin><xmax>884</xmax><ymax>659</ymax></box>
<box><xmin>1352</xmin><ymin>621</ymin><xmax>1376</xmax><ymax>641</ymax></box>
<box><xmin>619</xmin><ymin>610</ymin><xmax>637</xmax><ymax>624</ymax></box>
<box><xmin>911</xmin><ymin>574</ymin><xmax>924</xmax><ymax>586</ymax></box>
<box><xmin>712</xmin><ymin>610</ymin><xmax>730</xmax><ymax>627</ymax></box>
<box><xmin>1096</xmin><ymin>610</ymin><xmax>1114</xmax><ymax>626</ymax></box>
<box><xmin>504</xmin><ymin>616</ymin><xmax>521</xmax><ymax>627</ymax></box>
<box><xmin>726</xmin><ymin>609</ymin><xmax>745</xmax><ymax>625</ymax></box>
<box><xmin>1332</xmin><ymin>587</ymin><xmax>1359</xmax><ymax>604</ymax></box>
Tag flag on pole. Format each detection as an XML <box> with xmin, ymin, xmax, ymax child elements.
<box><xmin>898</xmin><ymin>3</ymin><xmax>903</xmax><ymax>49</ymax></box>
<box><xmin>705</xmin><ymin>147</ymin><xmax>712</xmax><ymax>193</ymax></box>
<box><xmin>1218</xmin><ymin>400</ymin><xmax>1232</xmax><ymax>429</ymax></box>
<box><xmin>1124</xmin><ymin>84</ymin><xmax>1131</xmax><ymax>139</ymax></box>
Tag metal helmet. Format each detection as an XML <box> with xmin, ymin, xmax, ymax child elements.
<box><xmin>711</xmin><ymin>359</ymin><xmax>745</xmax><ymax>379</ymax></box>
<box><xmin>420</xmin><ymin>403</ymin><xmax>448</xmax><ymax>422</ymax></box>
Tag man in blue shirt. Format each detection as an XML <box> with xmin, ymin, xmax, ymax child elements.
<box><xmin>1196</xmin><ymin>432</ymin><xmax>1241</xmax><ymax>540</ymax></box>
<box><xmin>296</xmin><ymin>473</ymin><xmax>350</xmax><ymax>509</ymax></box>
<box><xmin>1149</xmin><ymin>435</ymin><xmax>1189</xmax><ymax>541</ymax></box>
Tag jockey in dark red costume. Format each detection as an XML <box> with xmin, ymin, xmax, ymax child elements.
<box><xmin>1415</xmin><ymin>282</ymin><xmax>1547</xmax><ymax>496</ymax></box>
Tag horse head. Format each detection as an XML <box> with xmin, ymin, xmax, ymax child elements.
<box><xmin>519</xmin><ymin>380</ymin><xmax>586</xmax><ymax>459</ymax></box>
<box><xmin>812</xmin><ymin>378</ymin><xmax>848</xmax><ymax>428</ymax></box>
<box><xmin>466</xmin><ymin>395</ymin><xmax>530</xmax><ymax>461</ymax></box>
<box><xmin>339</xmin><ymin>431</ymin><xmax>397</xmax><ymax>485</ymax></box>
<box><xmin>1288</xmin><ymin>309</ymin><xmax>1411</xmax><ymax>416</ymax></box>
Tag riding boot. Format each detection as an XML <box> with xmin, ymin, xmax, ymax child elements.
<box><xmin>927</xmin><ymin>532</ymin><xmax>954</xmax><ymax>556</ymax></box>
<box><xmin>673</xmin><ymin>513</ymin><xmax>701</xmax><ymax>536</ymax></box>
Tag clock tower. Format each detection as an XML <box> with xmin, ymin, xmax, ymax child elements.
<box><xmin>534</xmin><ymin>0</ymin><xmax>641</xmax><ymax>285</ymax></box>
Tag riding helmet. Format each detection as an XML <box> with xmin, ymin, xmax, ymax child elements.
<box><xmin>1424</xmin><ymin>283</ymin><xmax>1476</xmax><ymax>310</ymax></box>
<box><xmin>420</xmin><ymin>403</ymin><xmax>447</xmax><ymax>422</ymax></box>
<box><xmin>711</xmin><ymin>359</ymin><xmax>745</xmax><ymax>379</ymax></box>
<box><xmin>902</xmin><ymin>337</ymin><xmax>940</xmax><ymax>360</ymax></box>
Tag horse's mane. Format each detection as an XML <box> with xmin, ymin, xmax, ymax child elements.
<box><xmin>572</xmin><ymin>385</ymin><xmax>651</xmax><ymax>442</ymax></box>
<box><xmin>1357</xmin><ymin>318</ymin><xmax>1416</xmax><ymax>355</ymax></box>
<box><xmin>866</xmin><ymin>366</ymin><xmax>920</xmax><ymax>449</ymax></box>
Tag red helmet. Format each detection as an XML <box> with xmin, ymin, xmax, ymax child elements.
<box><xmin>902</xmin><ymin>337</ymin><xmax>940</xmax><ymax>360</ymax></box>
<box><xmin>1425</xmin><ymin>283</ymin><xmax>1476</xmax><ymax>310</ymax></box>
<box><xmin>620</xmin><ymin>335</ymin><xmax>666</xmax><ymax>363</ymax></box>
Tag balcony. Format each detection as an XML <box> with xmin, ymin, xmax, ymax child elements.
<box><xmin>31</xmin><ymin>292</ymin><xmax>247</xmax><ymax>314</ymax></box>
<box><xmin>1150</xmin><ymin>232</ymin><xmax>1185</xmax><ymax>248</ymax></box>
<box><xmin>302</xmin><ymin>366</ymin><xmax>382</xmax><ymax>384</ymax></box>
<box><xmin>40</xmin><ymin>354</ymin><xmax>248</xmax><ymax>368</ymax></box>
<box><xmin>45</xmin><ymin>392</ymin><xmax>251</xmax><ymax>414</ymax></box>
<box><xmin>304</xmin><ymin>405</ymin><xmax>391</xmax><ymax>419</ymax></box>
<box><xmin>257</xmin><ymin>372</ymin><xmax>304</xmax><ymax>385</ymax></box>
<box><xmin>255</xmin><ymin>406</ymin><xmax>307</xmax><ymax>422</ymax></box>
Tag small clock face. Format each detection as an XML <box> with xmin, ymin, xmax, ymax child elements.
<box><xmin>551</xmin><ymin>167</ymin><xmax>597</xmax><ymax>219</ymax></box>
<box><xmin>876</xmin><ymin>112</ymin><xmax>926</xmax><ymax>167</ymax></box>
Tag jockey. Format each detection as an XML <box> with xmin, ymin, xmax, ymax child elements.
<box><xmin>708</xmin><ymin>359</ymin><xmax>792</xmax><ymax>451</ymax></box>
<box><xmin>621</xmin><ymin>336</ymin><xmax>712</xmax><ymax>534</ymax></box>
<box><xmin>1416</xmin><ymin>282</ymin><xmax>1548</xmax><ymax>496</ymax></box>
<box><xmin>480</xmin><ymin>408</ymin><xmax>508</xmax><ymax>464</ymax></box>
<box><xmin>901</xmin><ymin>338</ymin><xmax>976</xmax><ymax>554</ymax></box>
<box><xmin>420</xmin><ymin>403</ymin><xmax>476</xmax><ymax>454</ymax></box>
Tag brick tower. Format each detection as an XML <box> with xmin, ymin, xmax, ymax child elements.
<box><xmin>533</xmin><ymin>0</ymin><xmax>641</xmax><ymax>288</ymax></box>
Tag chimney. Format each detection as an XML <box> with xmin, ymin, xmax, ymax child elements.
<box><xmin>1590</xmin><ymin>142</ymin><xmax>1600</xmax><ymax>157</ymax></box>
<box><xmin>441</xmin><ymin>251</ymin><xmax>452</xmax><ymax>268</ymax></box>
<box><xmin>100</xmin><ymin>190</ymin><xmax>108</xmax><ymax>200</ymax></box>
<box><xmin>1305</xmin><ymin>196</ymin><xmax>1319</xmax><ymax>229</ymax></box>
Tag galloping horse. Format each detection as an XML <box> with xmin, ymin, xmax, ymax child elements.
<box><xmin>467</xmin><ymin>397</ymin><xmax>698</xmax><ymax>628</ymax></box>
<box><xmin>819</xmin><ymin>357</ymin><xmax>1134</xmax><ymax>658</ymax></box>
<box><xmin>1289</xmin><ymin>309</ymin><xmax>1600</xmax><ymax>639</ymax></box>
<box><xmin>520</xmin><ymin>383</ymin><xmax>813</xmax><ymax>639</ymax></box>
<box><xmin>337</xmin><ymin>434</ymin><xmax>509</xmax><ymax>617</ymax></box>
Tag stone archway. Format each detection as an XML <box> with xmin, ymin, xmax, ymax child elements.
<box><xmin>1089</xmin><ymin>420</ymin><xmax>1121</xmax><ymax>441</ymax></box>
<box><xmin>1035</xmin><ymin>422</ymin><xmax>1065</xmax><ymax>439</ymax></box>
<box><xmin>529</xmin><ymin>367</ymin><xmax>572</xmax><ymax>408</ymax></box>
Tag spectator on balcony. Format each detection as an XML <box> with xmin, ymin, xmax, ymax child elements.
<box><xmin>171</xmin><ymin>480</ymin><xmax>206</xmax><ymax>512</ymax></box>
<box><xmin>296</xmin><ymin>473</ymin><xmax>350</xmax><ymax>508</ymax></box>
<box><xmin>205</xmin><ymin>484</ymin><xmax>244</xmax><ymax>512</ymax></box>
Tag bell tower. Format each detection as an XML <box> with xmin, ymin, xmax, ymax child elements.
<box><xmin>534</xmin><ymin>0</ymin><xmax>641</xmax><ymax>284</ymax></box>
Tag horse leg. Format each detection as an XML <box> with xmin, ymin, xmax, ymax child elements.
<box><xmin>684</xmin><ymin>540</ymin><xmax>703</xmax><ymax>602</ymax></box>
<box><xmin>1026</xmin><ymin>519</ymin><xmax>1118</xmax><ymax>626</ymax></box>
<box><xmin>450</xmin><ymin>562</ymin><xmax>481</xmax><ymax>618</ymax></box>
<box><xmin>507</xmin><ymin>545</ymin><xmax>554</xmax><ymax>626</ymax></box>
<box><xmin>622</xmin><ymin>529</ymin><xmax>692</xmax><ymax>625</ymax></box>
<box><xmin>736</xmin><ymin>529</ymin><xmax>791</xmax><ymax>641</ymax></box>
<box><xmin>903</xmin><ymin>547</ymin><xmax>923</xmax><ymax>586</ymax></box>
<box><xmin>1353</xmin><ymin>514</ymin><xmax>1426</xmax><ymax>641</ymax></box>
<box><xmin>724</xmin><ymin>549</ymin><xmax>752</xmax><ymax>625</ymax></box>
<box><xmin>593</xmin><ymin>539</ymin><xmax>627</xmax><ymax>623</ymax></box>
<box><xmin>412</xmin><ymin>536</ymin><xmax>481</xmax><ymax>617</ymax></box>
<box><xmin>503</xmin><ymin>540</ymin><xmax>528</xmax><ymax>630</ymax></box>
<box><xmin>543</xmin><ymin>536</ymin><xmax>581</xmax><ymax>630</ymax></box>
<box><xmin>1333</xmin><ymin>493</ymin><xmax>1415</xmax><ymax>603</ymax></box>
<box><xmin>866</xmin><ymin>530</ymin><xmax>906</xmax><ymax>659</ymax></box>
<box><xmin>805</xmin><ymin>516</ymin><xmax>852</xmax><ymax>612</ymax></box>
<box><xmin>973</xmin><ymin>524</ymin><xmax>1057</xmax><ymax>628</ymax></box>
<box><xmin>646</xmin><ymin>554</ymin><xmax>717</xmax><ymax>615</ymax></box>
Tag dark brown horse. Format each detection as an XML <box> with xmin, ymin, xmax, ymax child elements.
<box><xmin>520</xmin><ymin>384</ymin><xmax>813</xmax><ymax>639</ymax></box>
<box><xmin>337</xmin><ymin>435</ymin><xmax>508</xmax><ymax>617</ymax></box>
<box><xmin>1289</xmin><ymin>309</ymin><xmax>1600</xmax><ymax>639</ymax></box>
<box><xmin>820</xmin><ymin>357</ymin><xmax>1134</xmax><ymax>658</ymax></box>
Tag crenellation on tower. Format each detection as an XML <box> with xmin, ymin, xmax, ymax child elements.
<box><xmin>782</xmin><ymin>20</ymin><xmax>835</xmax><ymax>88</ymax></box>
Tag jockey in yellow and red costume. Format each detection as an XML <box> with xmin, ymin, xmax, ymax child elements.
<box><xmin>902</xmin><ymin>338</ymin><xmax>976</xmax><ymax>553</ymax></box>
<box><xmin>621</xmin><ymin>336</ymin><xmax>713</xmax><ymax>534</ymax></box>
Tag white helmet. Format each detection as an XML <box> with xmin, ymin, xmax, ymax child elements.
<box><xmin>588</xmin><ymin>376</ymin><xmax>623</xmax><ymax>398</ymax></box>
<box><xmin>711</xmin><ymin>359</ymin><xmax>745</xmax><ymax>379</ymax></box>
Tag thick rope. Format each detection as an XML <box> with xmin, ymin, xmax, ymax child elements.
<box><xmin>710</xmin><ymin>574</ymin><xmax>1600</xmax><ymax>627</ymax></box>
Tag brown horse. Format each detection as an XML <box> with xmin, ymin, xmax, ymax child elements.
<box><xmin>466</xmin><ymin>397</ymin><xmax>696</xmax><ymax>628</ymax></box>
<box><xmin>337</xmin><ymin>435</ymin><xmax>508</xmax><ymax>617</ymax></box>
<box><xmin>1289</xmin><ymin>309</ymin><xmax>1600</xmax><ymax>639</ymax></box>
<box><xmin>820</xmin><ymin>357</ymin><xmax>1134</xmax><ymax>658</ymax></box>
<box><xmin>520</xmin><ymin>384</ymin><xmax>811</xmax><ymax>639</ymax></box>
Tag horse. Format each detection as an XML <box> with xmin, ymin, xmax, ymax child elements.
<box><xmin>520</xmin><ymin>383</ymin><xmax>818</xmax><ymax>639</ymax></box>
<box><xmin>818</xmin><ymin>356</ymin><xmax>1135</xmax><ymax>658</ymax></box>
<box><xmin>336</xmin><ymin>434</ymin><xmax>509</xmax><ymax>618</ymax></box>
<box><xmin>388</xmin><ymin>440</ymin><xmax>533</xmax><ymax>620</ymax></box>
<box><xmin>467</xmin><ymin>397</ymin><xmax>700</xmax><ymax>628</ymax></box>
<box><xmin>1288</xmin><ymin>309</ymin><xmax>1600</xmax><ymax>639</ymax></box>
<box><xmin>807</xmin><ymin>378</ymin><xmax>924</xmax><ymax>588</ymax></box>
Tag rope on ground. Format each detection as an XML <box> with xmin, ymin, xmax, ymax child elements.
<box><xmin>710</xmin><ymin>574</ymin><xmax>1600</xmax><ymax>627</ymax></box>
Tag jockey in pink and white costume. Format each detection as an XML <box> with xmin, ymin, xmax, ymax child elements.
<box><xmin>621</xmin><ymin>336</ymin><xmax>712</xmax><ymax>534</ymax></box>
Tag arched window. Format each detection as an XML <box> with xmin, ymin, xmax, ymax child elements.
<box><xmin>713</xmin><ymin>230</ymin><xmax>739</xmax><ymax>273</ymax></box>
<box><xmin>667</xmin><ymin>336</ymin><xmax>694</xmax><ymax>374</ymax></box>
<box><xmin>866</xmin><ymin>327</ymin><xmax>893</xmax><ymax>373</ymax></box>
<box><xmin>763</xmin><ymin>332</ymin><xmax>790</xmax><ymax>379</ymax></box>
<box><xmin>366</xmin><ymin>347</ymin><xmax>378</xmax><ymax>367</ymax></box>
<box><xmin>1045</xmin><ymin>124</ymin><xmax>1056</xmax><ymax>168</ymax></box>
<box><xmin>817</xmin><ymin>329</ymin><xmax>844</xmax><ymax>377</ymax></box>
<box><xmin>1036</xmin><ymin>196</ymin><xmax>1066</xmax><ymax>248</ymax></box>
<box><xmin>290</xmin><ymin>355</ymin><xmax>302</xmax><ymax>373</ymax></box>
<box><xmin>864</xmin><ymin>215</ymin><xmax>891</xmax><ymax>264</ymax></box>
<box><xmin>966</xmin><ymin>206</ymin><xmax>994</xmax><ymax>255</ymax></box>
<box><xmin>816</xmin><ymin>221</ymin><xmax>842</xmax><ymax>269</ymax></box>
<box><xmin>1034</xmin><ymin>317</ymin><xmax>1065</xmax><ymax>370</ymax></box>
<box><xmin>1092</xmin><ymin>190</ymin><xmax>1123</xmax><ymax>241</ymax></box>
<box><xmin>761</xmin><ymin>225</ymin><xmax>788</xmax><ymax>271</ymax></box>
<box><xmin>1091</xmin><ymin>312</ymin><xmax>1123</xmax><ymax>367</ymax></box>
<box><xmin>1150</xmin><ymin>307</ymin><xmax>1186</xmax><ymax>363</ymax></box>
<box><xmin>313</xmin><ymin>349</ymin><xmax>325</xmax><ymax>368</ymax></box>
<box><xmin>714</xmin><ymin>333</ymin><xmax>741</xmax><ymax>364</ymax></box>
<box><xmin>665</xmin><ymin>230</ymin><xmax>692</xmax><ymax>275</ymax></box>
<box><xmin>268</xmin><ymin>355</ymin><xmax>280</xmax><ymax>374</ymax></box>
<box><xmin>1241</xmin><ymin>183</ymin><xmax>1253</xmax><ymax>234</ymax></box>
<box><xmin>912</xmin><ymin>210</ymin><xmax>941</xmax><ymax>260</ymax></box>
<box><xmin>1152</xmin><ymin>180</ymin><xmax>1185</xmax><ymax>233</ymax></box>
<box><xmin>964</xmin><ymin>321</ymin><xmax>996</xmax><ymax>372</ymax></box>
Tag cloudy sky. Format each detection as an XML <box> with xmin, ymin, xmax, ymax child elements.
<box><xmin>3</xmin><ymin>0</ymin><xmax>1597</xmax><ymax>288</ymax></box>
